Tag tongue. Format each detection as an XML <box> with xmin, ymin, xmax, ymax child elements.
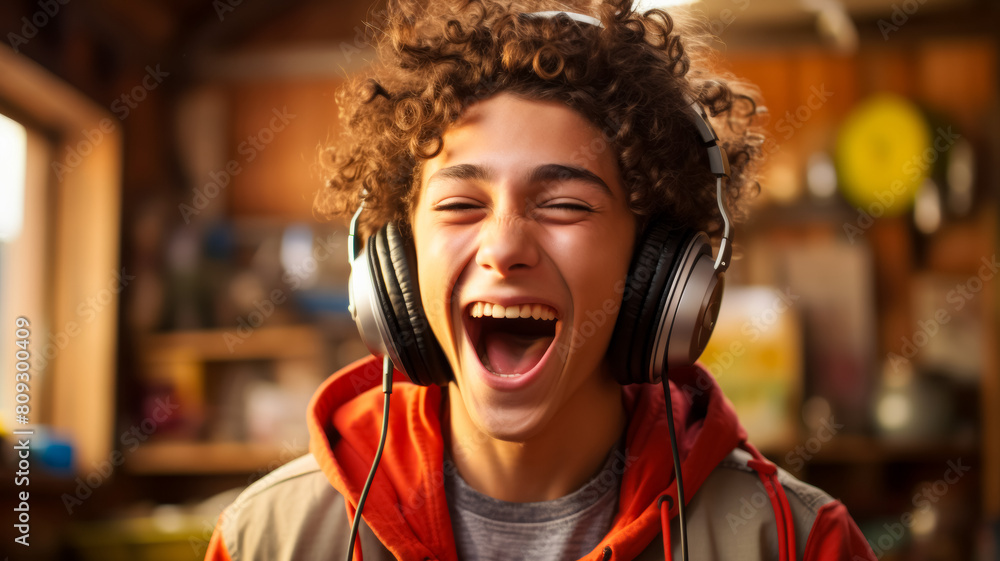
<box><xmin>483</xmin><ymin>331</ymin><xmax>553</xmax><ymax>375</ymax></box>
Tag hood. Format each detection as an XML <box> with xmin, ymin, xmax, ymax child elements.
<box><xmin>308</xmin><ymin>355</ymin><xmax>748</xmax><ymax>561</ymax></box>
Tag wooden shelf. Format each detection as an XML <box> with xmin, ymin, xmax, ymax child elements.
<box><xmin>126</xmin><ymin>442</ymin><xmax>307</xmax><ymax>475</ymax></box>
<box><xmin>797</xmin><ymin>434</ymin><xmax>979</xmax><ymax>465</ymax></box>
<box><xmin>141</xmin><ymin>324</ymin><xmax>324</xmax><ymax>362</ymax></box>
<box><xmin>131</xmin><ymin>325</ymin><xmax>324</xmax><ymax>475</ymax></box>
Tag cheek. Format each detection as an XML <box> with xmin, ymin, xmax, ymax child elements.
<box><xmin>414</xmin><ymin>236</ymin><xmax>449</xmax><ymax>329</ymax></box>
<box><xmin>571</xmin><ymin>257</ymin><xmax>630</xmax><ymax>320</ymax></box>
<box><xmin>412</xmin><ymin>210</ymin><xmax>445</xmax><ymax>311</ymax></box>
<box><xmin>413</xmin><ymin>224</ymin><xmax>474</xmax><ymax>353</ymax></box>
<box><xmin>565</xmin><ymin>224</ymin><xmax>634</xmax><ymax>287</ymax></box>
<box><xmin>563</xmin><ymin>226</ymin><xmax>635</xmax><ymax>333</ymax></box>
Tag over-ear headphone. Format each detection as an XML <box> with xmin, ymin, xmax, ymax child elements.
<box><xmin>346</xmin><ymin>11</ymin><xmax>733</xmax><ymax>388</ymax></box>
<box><xmin>347</xmin><ymin>217</ymin><xmax>452</xmax><ymax>386</ymax></box>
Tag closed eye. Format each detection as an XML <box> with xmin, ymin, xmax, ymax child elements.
<box><xmin>434</xmin><ymin>202</ymin><xmax>481</xmax><ymax>211</ymax></box>
<box><xmin>543</xmin><ymin>202</ymin><xmax>594</xmax><ymax>212</ymax></box>
<box><xmin>432</xmin><ymin>198</ymin><xmax>486</xmax><ymax>212</ymax></box>
<box><xmin>535</xmin><ymin>198</ymin><xmax>596</xmax><ymax>213</ymax></box>
<box><xmin>531</xmin><ymin>200</ymin><xmax>596</xmax><ymax>224</ymax></box>
<box><xmin>431</xmin><ymin>199</ymin><xmax>488</xmax><ymax>225</ymax></box>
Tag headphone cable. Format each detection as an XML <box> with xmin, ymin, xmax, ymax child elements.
<box><xmin>660</xmin><ymin>373</ymin><xmax>689</xmax><ymax>561</ymax></box>
<box><xmin>345</xmin><ymin>355</ymin><xmax>393</xmax><ymax>561</ymax></box>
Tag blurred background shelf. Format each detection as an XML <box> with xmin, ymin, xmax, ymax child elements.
<box><xmin>126</xmin><ymin>441</ymin><xmax>307</xmax><ymax>475</ymax></box>
<box><xmin>141</xmin><ymin>324</ymin><xmax>326</xmax><ymax>361</ymax></box>
<box><xmin>799</xmin><ymin>435</ymin><xmax>979</xmax><ymax>465</ymax></box>
<box><xmin>134</xmin><ymin>322</ymin><xmax>355</xmax><ymax>476</ymax></box>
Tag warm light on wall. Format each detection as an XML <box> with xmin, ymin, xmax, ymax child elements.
<box><xmin>0</xmin><ymin>113</ymin><xmax>27</xmax><ymax>242</ymax></box>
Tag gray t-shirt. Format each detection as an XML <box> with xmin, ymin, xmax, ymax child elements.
<box><xmin>444</xmin><ymin>448</ymin><xmax>622</xmax><ymax>561</ymax></box>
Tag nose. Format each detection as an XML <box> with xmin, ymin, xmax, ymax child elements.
<box><xmin>474</xmin><ymin>213</ymin><xmax>540</xmax><ymax>276</ymax></box>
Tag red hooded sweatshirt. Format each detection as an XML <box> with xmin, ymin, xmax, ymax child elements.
<box><xmin>205</xmin><ymin>356</ymin><xmax>877</xmax><ymax>560</ymax></box>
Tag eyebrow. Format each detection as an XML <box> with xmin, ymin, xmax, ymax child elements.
<box><xmin>427</xmin><ymin>163</ymin><xmax>612</xmax><ymax>195</ymax></box>
<box><xmin>530</xmin><ymin>163</ymin><xmax>612</xmax><ymax>195</ymax></box>
<box><xmin>428</xmin><ymin>163</ymin><xmax>494</xmax><ymax>184</ymax></box>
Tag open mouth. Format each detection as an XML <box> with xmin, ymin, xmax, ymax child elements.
<box><xmin>465</xmin><ymin>302</ymin><xmax>559</xmax><ymax>378</ymax></box>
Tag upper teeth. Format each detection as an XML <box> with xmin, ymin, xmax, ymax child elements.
<box><xmin>469</xmin><ymin>302</ymin><xmax>557</xmax><ymax>320</ymax></box>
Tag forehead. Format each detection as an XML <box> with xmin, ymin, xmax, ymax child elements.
<box><xmin>419</xmin><ymin>93</ymin><xmax>621</xmax><ymax>192</ymax></box>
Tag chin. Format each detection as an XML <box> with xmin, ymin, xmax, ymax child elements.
<box><xmin>453</xmin><ymin>380</ymin><xmax>559</xmax><ymax>443</ymax></box>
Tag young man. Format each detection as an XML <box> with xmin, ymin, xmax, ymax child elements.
<box><xmin>205</xmin><ymin>1</ymin><xmax>877</xmax><ymax>559</ymax></box>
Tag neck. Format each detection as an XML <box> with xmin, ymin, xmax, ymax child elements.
<box><xmin>445</xmin><ymin>373</ymin><xmax>626</xmax><ymax>503</ymax></box>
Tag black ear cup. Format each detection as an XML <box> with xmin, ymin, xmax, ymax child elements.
<box><xmin>367</xmin><ymin>223</ymin><xmax>452</xmax><ymax>386</ymax></box>
<box><xmin>608</xmin><ymin>220</ymin><xmax>690</xmax><ymax>385</ymax></box>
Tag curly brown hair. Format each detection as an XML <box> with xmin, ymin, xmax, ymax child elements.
<box><xmin>315</xmin><ymin>0</ymin><xmax>763</xmax><ymax>239</ymax></box>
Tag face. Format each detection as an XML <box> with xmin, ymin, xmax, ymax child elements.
<box><xmin>411</xmin><ymin>92</ymin><xmax>636</xmax><ymax>441</ymax></box>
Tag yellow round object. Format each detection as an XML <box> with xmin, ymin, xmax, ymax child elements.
<box><xmin>836</xmin><ymin>94</ymin><xmax>931</xmax><ymax>216</ymax></box>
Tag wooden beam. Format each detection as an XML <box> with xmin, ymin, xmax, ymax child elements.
<box><xmin>0</xmin><ymin>46</ymin><xmax>122</xmax><ymax>473</ymax></box>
